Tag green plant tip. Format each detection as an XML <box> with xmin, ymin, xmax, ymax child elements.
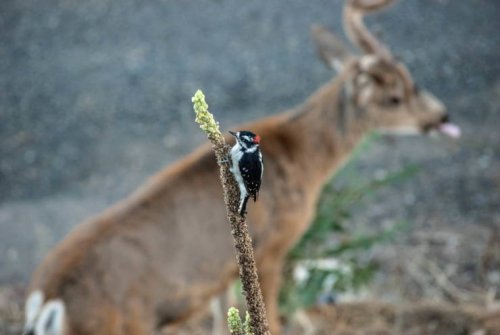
<box><xmin>243</xmin><ymin>311</ymin><xmax>253</xmax><ymax>335</ymax></box>
<box><xmin>192</xmin><ymin>89</ymin><xmax>222</xmax><ymax>138</ymax></box>
<box><xmin>227</xmin><ymin>307</ymin><xmax>243</xmax><ymax>333</ymax></box>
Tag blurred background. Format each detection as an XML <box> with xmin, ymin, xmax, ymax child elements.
<box><xmin>1</xmin><ymin>0</ymin><xmax>499</xmax><ymax>333</ymax></box>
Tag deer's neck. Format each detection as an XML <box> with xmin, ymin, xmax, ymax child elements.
<box><xmin>283</xmin><ymin>74</ymin><xmax>368</xmax><ymax>188</ymax></box>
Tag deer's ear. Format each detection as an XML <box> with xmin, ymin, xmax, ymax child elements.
<box><xmin>311</xmin><ymin>24</ymin><xmax>353</xmax><ymax>72</ymax></box>
<box><xmin>35</xmin><ymin>300</ymin><xmax>65</xmax><ymax>335</ymax></box>
<box><xmin>25</xmin><ymin>291</ymin><xmax>44</xmax><ymax>328</ymax></box>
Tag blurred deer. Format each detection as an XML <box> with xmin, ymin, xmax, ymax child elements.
<box><xmin>24</xmin><ymin>1</ymin><xmax>460</xmax><ymax>334</ymax></box>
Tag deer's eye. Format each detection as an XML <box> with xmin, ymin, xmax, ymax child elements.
<box><xmin>387</xmin><ymin>96</ymin><xmax>401</xmax><ymax>106</ymax></box>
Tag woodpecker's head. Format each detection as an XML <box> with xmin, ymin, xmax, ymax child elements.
<box><xmin>229</xmin><ymin>130</ymin><xmax>261</xmax><ymax>150</ymax></box>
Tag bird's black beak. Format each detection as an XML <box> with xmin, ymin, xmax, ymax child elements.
<box><xmin>229</xmin><ymin>131</ymin><xmax>237</xmax><ymax>137</ymax></box>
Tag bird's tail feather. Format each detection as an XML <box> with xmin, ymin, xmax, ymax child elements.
<box><xmin>239</xmin><ymin>196</ymin><xmax>250</xmax><ymax>215</ymax></box>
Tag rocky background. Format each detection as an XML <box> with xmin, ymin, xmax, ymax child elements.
<box><xmin>0</xmin><ymin>0</ymin><xmax>499</xmax><ymax>328</ymax></box>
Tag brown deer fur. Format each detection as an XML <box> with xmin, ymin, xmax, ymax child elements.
<box><xmin>24</xmin><ymin>1</ymin><xmax>459</xmax><ymax>334</ymax></box>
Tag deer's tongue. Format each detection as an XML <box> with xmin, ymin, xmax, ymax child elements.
<box><xmin>438</xmin><ymin>123</ymin><xmax>461</xmax><ymax>139</ymax></box>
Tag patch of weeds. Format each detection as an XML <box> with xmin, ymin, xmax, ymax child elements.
<box><xmin>280</xmin><ymin>134</ymin><xmax>417</xmax><ymax>316</ymax></box>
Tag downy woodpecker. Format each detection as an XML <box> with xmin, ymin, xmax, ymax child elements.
<box><xmin>229</xmin><ymin>130</ymin><xmax>264</xmax><ymax>215</ymax></box>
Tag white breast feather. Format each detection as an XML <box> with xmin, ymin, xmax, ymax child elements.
<box><xmin>230</xmin><ymin>144</ymin><xmax>247</xmax><ymax>199</ymax></box>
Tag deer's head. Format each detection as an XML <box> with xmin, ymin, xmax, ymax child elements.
<box><xmin>312</xmin><ymin>0</ymin><xmax>460</xmax><ymax>138</ymax></box>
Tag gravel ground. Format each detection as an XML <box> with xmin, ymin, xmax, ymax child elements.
<box><xmin>0</xmin><ymin>0</ymin><xmax>499</xmax><ymax>299</ymax></box>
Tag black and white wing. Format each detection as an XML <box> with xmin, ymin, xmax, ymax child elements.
<box><xmin>239</xmin><ymin>152</ymin><xmax>263</xmax><ymax>202</ymax></box>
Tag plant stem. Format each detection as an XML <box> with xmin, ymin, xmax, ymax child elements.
<box><xmin>192</xmin><ymin>90</ymin><xmax>270</xmax><ymax>335</ymax></box>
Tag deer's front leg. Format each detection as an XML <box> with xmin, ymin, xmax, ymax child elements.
<box><xmin>255</xmin><ymin>204</ymin><xmax>316</xmax><ymax>334</ymax></box>
<box><xmin>256</xmin><ymin>240</ymin><xmax>289</xmax><ymax>335</ymax></box>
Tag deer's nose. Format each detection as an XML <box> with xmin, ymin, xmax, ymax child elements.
<box><xmin>440</xmin><ymin>114</ymin><xmax>450</xmax><ymax>123</ymax></box>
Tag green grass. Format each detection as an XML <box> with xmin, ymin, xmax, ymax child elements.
<box><xmin>279</xmin><ymin>134</ymin><xmax>418</xmax><ymax>316</ymax></box>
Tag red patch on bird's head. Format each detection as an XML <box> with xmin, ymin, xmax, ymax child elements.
<box><xmin>253</xmin><ymin>135</ymin><xmax>261</xmax><ymax>144</ymax></box>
